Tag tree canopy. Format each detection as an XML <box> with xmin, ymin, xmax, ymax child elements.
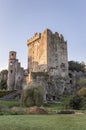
<box><xmin>68</xmin><ymin>61</ymin><xmax>85</xmax><ymax>72</ymax></box>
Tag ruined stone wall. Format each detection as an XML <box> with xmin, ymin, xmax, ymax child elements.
<box><xmin>7</xmin><ymin>51</ymin><xmax>16</xmax><ymax>90</ymax></box>
<box><xmin>7</xmin><ymin>51</ymin><xmax>24</xmax><ymax>90</ymax></box>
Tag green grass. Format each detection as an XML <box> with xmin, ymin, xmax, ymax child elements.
<box><xmin>44</xmin><ymin>95</ymin><xmax>74</xmax><ymax>113</ymax></box>
<box><xmin>44</xmin><ymin>102</ymin><xmax>64</xmax><ymax>113</ymax></box>
<box><xmin>0</xmin><ymin>114</ymin><xmax>86</xmax><ymax>130</ymax></box>
<box><xmin>0</xmin><ymin>97</ymin><xmax>86</xmax><ymax>130</ymax></box>
<box><xmin>0</xmin><ymin>100</ymin><xmax>21</xmax><ymax>107</ymax></box>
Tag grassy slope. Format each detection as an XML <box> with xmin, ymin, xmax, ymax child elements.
<box><xmin>0</xmin><ymin>114</ymin><xmax>86</xmax><ymax>130</ymax></box>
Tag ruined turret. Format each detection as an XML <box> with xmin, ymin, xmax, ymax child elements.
<box><xmin>7</xmin><ymin>51</ymin><xmax>16</xmax><ymax>90</ymax></box>
<box><xmin>7</xmin><ymin>51</ymin><xmax>24</xmax><ymax>90</ymax></box>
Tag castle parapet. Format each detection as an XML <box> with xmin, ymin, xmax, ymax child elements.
<box><xmin>27</xmin><ymin>33</ymin><xmax>41</xmax><ymax>45</ymax></box>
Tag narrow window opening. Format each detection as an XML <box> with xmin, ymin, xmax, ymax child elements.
<box><xmin>69</xmin><ymin>73</ymin><xmax>72</xmax><ymax>78</ymax></box>
<box><xmin>53</xmin><ymin>96</ymin><xmax>55</xmax><ymax>100</ymax></box>
<box><xmin>10</xmin><ymin>70</ymin><xmax>13</xmax><ymax>73</ymax></box>
<box><xmin>70</xmin><ymin>80</ymin><xmax>72</xmax><ymax>84</ymax></box>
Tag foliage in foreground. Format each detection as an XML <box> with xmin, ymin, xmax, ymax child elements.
<box><xmin>0</xmin><ymin>80</ymin><xmax>7</xmax><ymax>90</ymax></box>
<box><xmin>77</xmin><ymin>87</ymin><xmax>86</xmax><ymax>97</ymax></box>
<box><xmin>77</xmin><ymin>88</ymin><xmax>86</xmax><ymax>109</ymax></box>
<box><xmin>69</xmin><ymin>95</ymin><xmax>83</xmax><ymax>110</ymax></box>
<box><xmin>21</xmin><ymin>85</ymin><xmax>43</xmax><ymax>107</ymax></box>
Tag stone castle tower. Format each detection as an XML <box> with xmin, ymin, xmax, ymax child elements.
<box><xmin>7</xmin><ymin>51</ymin><xmax>24</xmax><ymax>90</ymax></box>
<box><xmin>27</xmin><ymin>29</ymin><xmax>68</xmax><ymax>78</ymax></box>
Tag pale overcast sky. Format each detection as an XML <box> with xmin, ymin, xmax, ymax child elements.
<box><xmin>0</xmin><ymin>0</ymin><xmax>86</xmax><ymax>70</ymax></box>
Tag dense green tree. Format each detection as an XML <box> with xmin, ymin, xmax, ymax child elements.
<box><xmin>68</xmin><ymin>61</ymin><xmax>85</xmax><ymax>72</ymax></box>
<box><xmin>0</xmin><ymin>79</ymin><xmax>7</xmax><ymax>90</ymax></box>
<box><xmin>0</xmin><ymin>69</ymin><xmax>8</xmax><ymax>90</ymax></box>
<box><xmin>0</xmin><ymin>69</ymin><xmax>8</xmax><ymax>74</ymax></box>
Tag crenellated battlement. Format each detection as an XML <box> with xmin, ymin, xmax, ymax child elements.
<box><xmin>27</xmin><ymin>29</ymin><xmax>65</xmax><ymax>47</ymax></box>
<box><xmin>27</xmin><ymin>33</ymin><xmax>41</xmax><ymax>45</ymax></box>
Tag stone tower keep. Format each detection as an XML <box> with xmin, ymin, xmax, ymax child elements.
<box><xmin>7</xmin><ymin>51</ymin><xmax>24</xmax><ymax>90</ymax></box>
<box><xmin>27</xmin><ymin>29</ymin><xmax>68</xmax><ymax>77</ymax></box>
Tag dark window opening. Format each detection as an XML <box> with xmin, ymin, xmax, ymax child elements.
<box><xmin>46</xmin><ymin>94</ymin><xmax>49</xmax><ymax>100</ymax></box>
<box><xmin>69</xmin><ymin>73</ymin><xmax>72</xmax><ymax>78</ymax></box>
<box><xmin>10</xmin><ymin>70</ymin><xmax>13</xmax><ymax>73</ymax></box>
<box><xmin>11</xmin><ymin>53</ymin><xmax>14</xmax><ymax>59</ymax></box>
<box><xmin>70</xmin><ymin>80</ymin><xmax>72</xmax><ymax>84</ymax></box>
<box><xmin>53</xmin><ymin>96</ymin><xmax>55</xmax><ymax>100</ymax></box>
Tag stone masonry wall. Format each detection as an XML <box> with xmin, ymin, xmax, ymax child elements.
<box><xmin>47</xmin><ymin>29</ymin><xmax>68</xmax><ymax>77</ymax></box>
<box><xmin>27</xmin><ymin>31</ymin><xmax>47</xmax><ymax>73</ymax></box>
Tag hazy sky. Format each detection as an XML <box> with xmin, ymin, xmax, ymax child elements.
<box><xmin>0</xmin><ymin>0</ymin><xmax>86</xmax><ymax>71</ymax></box>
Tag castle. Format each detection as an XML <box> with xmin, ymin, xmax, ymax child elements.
<box><xmin>27</xmin><ymin>29</ymin><xmax>68</xmax><ymax>77</ymax></box>
<box><xmin>7</xmin><ymin>29</ymin><xmax>69</xmax><ymax>96</ymax></box>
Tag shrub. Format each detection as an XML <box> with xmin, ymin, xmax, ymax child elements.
<box><xmin>69</xmin><ymin>95</ymin><xmax>83</xmax><ymax>110</ymax></box>
<box><xmin>21</xmin><ymin>85</ymin><xmax>43</xmax><ymax>107</ymax></box>
<box><xmin>0</xmin><ymin>80</ymin><xmax>7</xmax><ymax>90</ymax></box>
<box><xmin>77</xmin><ymin>88</ymin><xmax>86</xmax><ymax>97</ymax></box>
<box><xmin>77</xmin><ymin>88</ymin><xmax>86</xmax><ymax>109</ymax></box>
